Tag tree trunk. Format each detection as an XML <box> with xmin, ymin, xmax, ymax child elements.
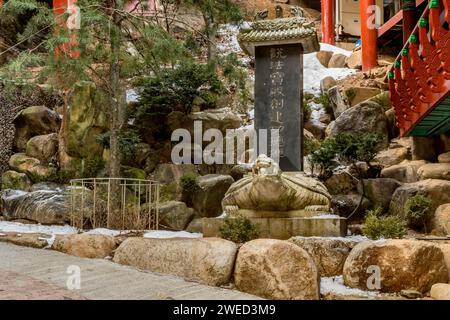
<box><xmin>58</xmin><ymin>90</ymin><xmax>74</xmax><ymax>171</ymax></box>
<box><xmin>203</xmin><ymin>13</ymin><xmax>217</xmax><ymax>62</ymax></box>
<box><xmin>108</xmin><ymin>6</ymin><xmax>124</xmax><ymax>228</ymax></box>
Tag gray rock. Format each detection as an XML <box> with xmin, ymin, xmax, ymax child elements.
<box><xmin>193</xmin><ymin>174</ymin><xmax>234</xmax><ymax>217</ymax></box>
<box><xmin>13</xmin><ymin>106</ymin><xmax>60</xmax><ymax>152</ymax></box>
<box><xmin>158</xmin><ymin>201</ymin><xmax>194</xmax><ymax>231</ymax></box>
<box><xmin>329</xmin><ymin>101</ymin><xmax>389</xmax><ymax>149</ymax></box>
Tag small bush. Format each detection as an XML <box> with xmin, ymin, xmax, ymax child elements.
<box><xmin>160</xmin><ymin>183</ymin><xmax>177</xmax><ymax>202</ymax></box>
<box><xmin>219</xmin><ymin>214</ymin><xmax>260</xmax><ymax>243</ymax></box>
<box><xmin>96</xmin><ymin>130</ymin><xmax>142</xmax><ymax>158</ymax></box>
<box><xmin>314</xmin><ymin>92</ymin><xmax>333</xmax><ymax>114</ymax></box>
<box><xmin>363</xmin><ymin>208</ymin><xmax>407</xmax><ymax>240</ymax></box>
<box><xmin>28</xmin><ymin>169</ymin><xmax>73</xmax><ymax>184</ymax></box>
<box><xmin>405</xmin><ymin>195</ymin><xmax>433</xmax><ymax>232</ymax></box>
<box><xmin>180</xmin><ymin>173</ymin><xmax>199</xmax><ymax>206</ymax></box>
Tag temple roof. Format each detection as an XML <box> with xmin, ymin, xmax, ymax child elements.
<box><xmin>238</xmin><ymin>17</ymin><xmax>320</xmax><ymax>56</ymax></box>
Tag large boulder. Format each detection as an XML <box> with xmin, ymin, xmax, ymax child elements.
<box><xmin>1</xmin><ymin>170</ymin><xmax>32</xmax><ymax>191</ymax></box>
<box><xmin>8</xmin><ymin>153</ymin><xmax>56</xmax><ymax>180</ymax></box>
<box><xmin>113</xmin><ymin>237</ymin><xmax>237</xmax><ymax>286</ymax></box>
<box><xmin>331</xmin><ymin>193</ymin><xmax>370</xmax><ymax>218</ymax></box>
<box><xmin>320</xmin><ymin>76</ymin><xmax>337</xmax><ymax>93</ymax></box>
<box><xmin>234</xmin><ymin>239</ymin><xmax>319</xmax><ymax>300</ymax></box>
<box><xmin>375</xmin><ymin>147</ymin><xmax>409</xmax><ymax>168</ymax></box>
<box><xmin>289</xmin><ymin>237</ymin><xmax>359</xmax><ymax>277</ymax></box>
<box><xmin>438</xmin><ymin>244</ymin><xmax>450</xmax><ymax>279</ymax></box>
<box><xmin>52</xmin><ymin>234</ymin><xmax>117</xmax><ymax>258</ymax></box>
<box><xmin>431</xmin><ymin>204</ymin><xmax>450</xmax><ymax>235</ymax></box>
<box><xmin>417</xmin><ymin>163</ymin><xmax>450</xmax><ymax>181</ymax></box>
<box><xmin>358</xmin><ymin>178</ymin><xmax>402</xmax><ymax>212</ymax></box>
<box><xmin>12</xmin><ymin>106</ymin><xmax>60</xmax><ymax>151</ymax></box>
<box><xmin>343</xmin><ymin>240</ymin><xmax>448</xmax><ymax>293</ymax></box>
<box><xmin>329</xmin><ymin>101</ymin><xmax>389</xmax><ymax>149</ymax></box>
<box><xmin>328</xmin><ymin>86</ymin><xmax>350</xmax><ymax>118</ymax></box>
<box><xmin>345</xmin><ymin>49</ymin><xmax>362</xmax><ymax>69</ymax></box>
<box><xmin>345</xmin><ymin>87</ymin><xmax>382</xmax><ymax>107</ymax></box>
<box><xmin>153</xmin><ymin>163</ymin><xmax>198</xmax><ymax>185</ymax></box>
<box><xmin>324</xmin><ymin>170</ymin><xmax>358</xmax><ymax>195</ymax></box>
<box><xmin>430</xmin><ymin>283</ymin><xmax>450</xmax><ymax>300</ymax></box>
<box><xmin>438</xmin><ymin>152</ymin><xmax>450</xmax><ymax>163</ymax></box>
<box><xmin>412</xmin><ymin>136</ymin><xmax>438</xmax><ymax>162</ymax></box>
<box><xmin>158</xmin><ymin>201</ymin><xmax>194</xmax><ymax>231</ymax></box>
<box><xmin>193</xmin><ymin>174</ymin><xmax>234</xmax><ymax>217</ymax></box>
<box><xmin>66</xmin><ymin>81</ymin><xmax>108</xmax><ymax>159</ymax></box>
<box><xmin>25</xmin><ymin>133</ymin><xmax>58</xmax><ymax>164</ymax></box>
<box><xmin>389</xmin><ymin>179</ymin><xmax>450</xmax><ymax>219</ymax></box>
<box><xmin>168</xmin><ymin>108</ymin><xmax>243</xmax><ymax>138</ymax></box>
<box><xmin>0</xmin><ymin>186</ymin><xmax>70</xmax><ymax>224</ymax></box>
<box><xmin>328</xmin><ymin>54</ymin><xmax>347</xmax><ymax>68</ymax></box>
<box><xmin>316</xmin><ymin>51</ymin><xmax>333</xmax><ymax>67</ymax></box>
<box><xmin>380</xmin><ymin>160</ymin><xmax>428</xmax><ymax>183</ymax></box>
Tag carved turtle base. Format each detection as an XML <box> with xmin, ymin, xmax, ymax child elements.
<box><xmin>203</xmin><ymin>215</ymin><xmax>347</xmax><ymax>240</ymax></box>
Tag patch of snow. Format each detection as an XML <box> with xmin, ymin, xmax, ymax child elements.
<box><xmin>292</xmin><ymin>235</ymin><xmax>369</xmax><ymax>242</ymax></box>
<box><xmin>84</xmin><ymin>228</ymin><xmax>127</xmax><ymax>237</ymax></box>
<box><xmin>303</xmin><ymin>43</ymin><xmax>356</xmax><ymax>94</ymax></box>
<box><xmin>143</xmin><ymin>230</ymin><xmax>203</xmax><ymax>239</ymax></box>
<box><xmin>308</xmin><ymin>101</ymin><xmax>327</xmax><ymax>128</ymax></box>
<box><xmin>0</xmin><ymin>221</ymin><xmax>78</xmax><ymax>236</ymax></box>
<box><xmin>321</xmin><ymin>276</ymin><xmax>385</xmax><ymax>297</ymax></box>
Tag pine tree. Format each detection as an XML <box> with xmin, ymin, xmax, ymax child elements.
<box><xmin>0</xmin><ymin>0</ymin><xmax>186</xmax><ymax>227</ymax></box>
<box><xmin>185</xmin><ymin>0</ymin><xmax>243</xmax><ymax>62</ymax></box>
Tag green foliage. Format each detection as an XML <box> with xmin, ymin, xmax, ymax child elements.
<box><xmin>346</xmin><ymin>88</ymin><xmax>356</xmax><ymax>104</ymax></box>
<box><xmin>81</xmin><ymin>157</ymin><xmax>106</xmax><ymax>178</ymax></box>
<box><xmin>135</xmin><ymin>62</ymin><xmax>223</xmax><ymax>120</ymax></box>
<box><xmin>179</xmin><ymin>173</ymin><xmax>199</xmax><ymax>206</ymax></box>
<box><xmin>160</xmin><ymin>183</ymin><xmax>178</xmax><ymax>202</ymax></box>
<box><xmin>404</xmin><ymin>195</ymin><xmax>433</xmax><ymax>232</ymax></box>
<box><xmin>219</xmin><ymin>214</ymin><xmax>260</xmax><ymax>243</ymax></box>
<box><xmin>314</xmin><ymin>92</ymin><xmax>333</xmax><ymax>114</ymax></box>
<box><xmin>304</xmin><ymin>138</ymin><xmax>321</xmax><ymax>156</ymax></box>
<box><xmin>309</xmin><ymin>133</ymin><xmax>382</xmax><ymax>178</ymax></box>
<box><xmin>363</xmin><ymin>208</ymin><xmax>407</xmax><ymax>240</ymax></box>
<box><xmin>308</xmin><ymin>138</ymin><xmax>337</xmax><ymax>178</ymax></box>
<box><xmin>333</xmin><ymin>133</ymin><xmax>382</xmax><ymax>165</ymax></box>
<box><xmin>97</xmin><ymin>130</ymin><xmax>142</xmax><ymax>158</ymax></box>
<box><xmin>27</xmin><ymin>169</ymin><xmax>73</xmax><ymax>184</ymax></box>
<box><xmin>302</xmin><ymin>99</ymin><xmax>312</xmax><ymax>122</ymax></box>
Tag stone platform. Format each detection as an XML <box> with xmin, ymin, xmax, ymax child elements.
<box><xmin>203</xmin><ymin>215</ymin><xmax>347</xmax><ymax>240</ymax></box>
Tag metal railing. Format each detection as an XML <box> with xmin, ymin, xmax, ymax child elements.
<box><xmin>69</xmin><ymin>178</ymin><xmax>160</xmax><ymax>231</ymax></box>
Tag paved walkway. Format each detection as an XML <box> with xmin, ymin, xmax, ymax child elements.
<box><xmin>0</xmin><ymin>242</ymin><xmax>259</xmax><ymax>300</ymax></box>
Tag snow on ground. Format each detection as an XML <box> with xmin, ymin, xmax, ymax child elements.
<box><xmin>292</xmin><ymin>235</ymin><xmax>369</xmax><ymax>242</ymax></box>
<box><xmin>303</xmin><ymin>43</ymin><xmax>356</xmax><ymax>94</ymax></box>
<box><xmin>84</xmin><ymin>228</ymin><xmax>128</xmax><ymax>237</ymax></box>
<box><xmin>320</xmin><ymin>276</ymin><xmax>389</xmax><ymax>297</ymax></box>
<box><xmin>144</xmin><ymin>230</ymin><xmax>203</xmax><ymax>239</ymax></box>
<box><xmin>0</xmin><ymin>221</ymin><xmax>78</xmax><ymax>236</ymax></box>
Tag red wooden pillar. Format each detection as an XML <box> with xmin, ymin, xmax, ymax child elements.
<box><xmin>402</xmin><ymin>0</ymin><xmax>417</xmax><ymax>44</ymax></box>
<box><xmin>53</xmin><ymin>0</ymin><xmax>80</xmax><ymax>58</ymax></box>
<box><xmin>321</xmin><ymin>0</ymin><xmax>335</xmax><ymax>45</ymax></box>
<box><xmin>360</xmin><ymin>0</ymin><xmax>378</xmax><ymax>71</ymax></box>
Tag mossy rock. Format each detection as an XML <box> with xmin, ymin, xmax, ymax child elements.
<box><xmin>123</xmin><ymin>167</ymin><xmax>147</xmax><ymax>180</ymax></box>
<box><xmin>1</xmin><ymin>170</ymin><xmax>32</xmax><ymax>191</ymax></box>
<box><xmin>66</xmin><ymin>81</ymin><xmax>108</xmax><ymax>159</ymax></box>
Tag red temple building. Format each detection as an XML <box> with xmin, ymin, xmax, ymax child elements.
<box><xmin>321</xmin><ymin>0</ymin><xmax>450</xmax><ymax>137</ymax></box>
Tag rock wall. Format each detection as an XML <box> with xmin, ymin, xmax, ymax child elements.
<box><xmin>0</xmin><ymin>85</ymin><xmax>61</xmax><ymax>186</ymax></box>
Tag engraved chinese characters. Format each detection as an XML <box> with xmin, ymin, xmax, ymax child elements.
<box><xmin>255</xmin><ymin>44</ymin><xmax>303</xmax><ymax>171</ymax></box>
